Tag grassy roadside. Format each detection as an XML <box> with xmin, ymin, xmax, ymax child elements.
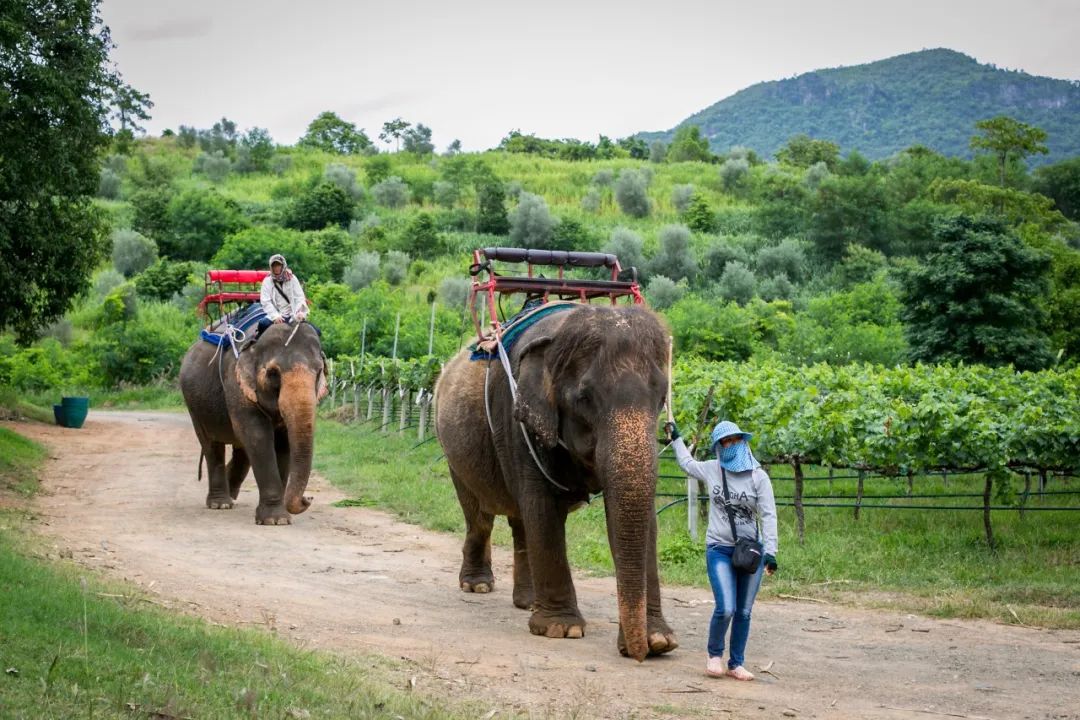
<box><xmin>0</xmin><ymin>426</ymin><xmax>485</xmax><ymax>720</ymax></box>
<box><xmin>316</xmin><ymin>418</ymin><xmax>1080</xmax><ymax>629</ymax></box>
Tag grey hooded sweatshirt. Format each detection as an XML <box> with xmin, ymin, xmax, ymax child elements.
<box><xmin>672</xmin><ymin>437</ymin><xmax>778</xmax><ymax>555</ymax></box>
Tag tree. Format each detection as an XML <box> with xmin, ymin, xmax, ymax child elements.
<box><xmin>970</xmin><ymin>116</ymin><xmax>1048</xmax><ymax>188</ymax></box>
<box><xmin>666</xmin><ymin>125</ymin><xmax>713</xmax><ymax>163</ymax></box>
<box><xmin>162</xmin><ymin>189</ymin><xmax>247</xmax><ymax>261</ymax></box>
<box><xmin>371</xmin><ymin>176</ymin><xmax>411</xmax><ymax>209</ymax></box>
<box><xmin>649</xmin><ymin>225</ymin><xmax>697</xmax><ymax>283</ymax></box>
<box><xmin>236</xmin><ymin>127</ymin><xmax>275</xmax><ymax>173</ymax></box>
<box><xmin>379</xmin><ymin>117</ymin><xmax>411</xmax><ymax>151</ymax></box>
<box><xmin>109</xmin><ymin>80</ymin><xmax>153</xmax><ymax>135</ymax></box>
<box><xmin>776</xmin><ymin>134</ymin><xmax>840</xmax><ymax>170</ymax></box>
<box><xmin>614</xmin><ymin>170</ymin><xmax>651</xmax><ymax>218</ymax></box>
<box><xmin>344</xmin><ymin>251</ymin><xmax>380</xmax><ymax>291</ymax></box>
<box><xmin>323</xmin><ymin>163</ymin><xmax>365</xmax><ymax>200</ymax></box>
<box><xmin>899</xmin><ymin>215</ymin><xmax>1052</xmax><ymax>369</ymax></box>
<box><xmin>719</xmin><ymin>157</ymin><xmax>750</xmax><ymax>194</ymax></box>
<box><xmin>717</xmin><ymin>261</ymin><xmax>756</xmax><ymax>306</ymax></box>
<box><xmin>509</xmin><ymin>192</ymin><xmax>557</xmax><ymax>249</ymax></box>
<box><xmin>0</xmin><ymin>0</ymin><xmax>147</xmax><ymax>341</ymax></box>
<box><xmin>476</xmin><ymin>182</ymin><xmax>510</xmax><ymax>235</ymax></box>
<box><xmin>433</xmin><ymin>180</ymin><xmax>459</xmax><ymax>208</ymax></box>
<box><xmin>130</xmin><ymin>187</ymin><xmax>174</xmax><ymax>242</ymax></box>
<box><xmin>445</xmin><ymin>139</ymin><xmax>463</xmax><ymax>156</ymax></box>
<box><xmin>649</xmin><ymin>140</ymin><xmax>667</xmax><ymax>163</ymax></box>
<box><xmin>284</xmin><ymin>182</ymin><xmax>354</xmax><ymax>231</ymax></box>
<box><xmin>111</xmin><ymin>229</ymin><xmax>158</xmax><ymax>277</ymax></box>
<box><xmin>756</xmin><ymin>238</ymin><xmax>808</xmax><ymax>283</ymax></box>
<box><xmin>807</xmin><ymin>175</ymin><xmax>892</xmax><ymax>263</ymax></box>
<box><xmin>299</xmin><ymin>111</ymin><xmax>372</xmax><ymax>154</ymax></box>
<box><xmin>645</xmin><ymin>276</ymin><xmax>685</xmax><ymax>309</ymax></box>
<box><xmin>402</xmin><ymin>123</ymin><xmax>435</xmax><ymax>155</ymax></box>
<box><xmin>603</xmin><ymin>228</ymin><xmax>645</xmax><ymax>273</ymax></box>
<box><xmin>663</xmin><ymin>186</ymin><xmax>689</xmax><ymax>215</ymax></box>
<box><xmin>1032</xmin><ymin>156</ymin><xmax>1080</xmax><ymax>221</ymax></box>
<box><xmin>399</xmin><ymin>212</ymin><xmax>442</xmax><ymax>255</ymax></box>
<box><xmin>383</xmin><ymin>250</ymin><xmax>409</xmax><ymax>285</ymax></box>
<box><xmin>682</xmin><ymin>193</ymin><xmax>715</xmax><ymax>234</ymax></box>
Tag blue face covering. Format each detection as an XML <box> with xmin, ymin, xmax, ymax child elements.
<box><xmin>716</xmin><ymin>439</ymin><xmax>760</xmax><ymax>473</ymax></box>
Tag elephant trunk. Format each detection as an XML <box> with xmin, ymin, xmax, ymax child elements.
<box><xmin>279</xmin><ymin>368</ymin><xmax>317</xmax><ymax>515</ymax></box>
<box><xmin>600</xmin><ymin>407</ymin><xmax>658</xmax><ymax>662</ymax></box>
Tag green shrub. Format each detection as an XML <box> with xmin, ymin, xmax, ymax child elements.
<box><xmin>91</xmin><ymin>302</ymin><xmax>196</xmax><ymax>386</ymax></box>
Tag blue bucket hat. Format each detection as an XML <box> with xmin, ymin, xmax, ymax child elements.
<box><xmin>709</xmin><ymin>420</ymin><xmax>752</xmax><ymax>451</ymax></box>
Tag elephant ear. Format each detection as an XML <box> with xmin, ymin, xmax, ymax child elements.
<box><xmin>235</xmin><ymin>349</ymin><xmax>260</xmax><ymax>405</ymax></box>
<box><xmin>512</xmin><ymin>336</ymin><xmax>558</xmax><ymax>449</ymax></box>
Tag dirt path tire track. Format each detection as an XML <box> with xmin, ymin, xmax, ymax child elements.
<box><xmin>7</xmin><ymin>411</ymin><xmax>1080</xmax><ymax>720</ymax></box>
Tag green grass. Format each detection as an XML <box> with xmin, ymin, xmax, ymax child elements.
<box><xmin>0</xmin><ymin>428</ymin><xmax>485</xmax><ymax>720</ymax></box>
<box><xmin>316</xmin><ymin>418</ymin><xmax>1080</xmax><ymax>629</ymax></box>
<box><xmin>0</xmin><ymin>427</ymin><xmax>46</xmax><ymax>496</ymax></box>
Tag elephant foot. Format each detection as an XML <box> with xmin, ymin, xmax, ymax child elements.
<box><xmin>459</xmin><ymin>566</ymin><xmax>494</xmax><ymax>594</ymax></box>
<box><xmin>461</xmin><ymin>580</ymin><xmax>492</xmax><ymax>593</ymax></box>
<box><xmin>206</xmin><ymin>496</ymin><xmax>234</xmax><ymax>510</ymax></box>
<box><xmin>529</xmin><ymin>609</ymin><xmax>585</xmax><ymax>639</ymax></box>
<box><xmin>617</xmin><ymin>618</ymin><xmax>679</xmax><ymax>657</ymax></box>
<box><xmin>255</xmin><ymin>503</ymin><xmax>291</xmax><ymax>526</ymax></box>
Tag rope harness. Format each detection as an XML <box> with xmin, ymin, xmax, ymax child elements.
<box><xmin>483</xmin><ymin>333</ymin><xmax>569</xmax><ymax>493</ymax></box>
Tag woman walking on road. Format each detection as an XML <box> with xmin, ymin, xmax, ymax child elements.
<box><xmin>666</xmin><ymin>419</ymin><xmax>778</xmax><ymax>681</ymax></box>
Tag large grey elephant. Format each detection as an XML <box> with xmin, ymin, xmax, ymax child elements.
<box><xmin>434</xmin><ymin>304</ymin><xmax>678</xmax><ymax>661</ymax></box>
<box><xmin>178</xmin><ymin>322</ymin><xmax>324</xmax><ymax>525</ymax></box>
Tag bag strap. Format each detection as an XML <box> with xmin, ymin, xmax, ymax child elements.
<box><xmin>274</xmin><ymin>280</ymin><xmax>292</xmax><ymax>306</ymax></box>
<box><xmin>719</xmin><ymin>466</ymin><xmax>741</xmax><ymax>542</ymax></box>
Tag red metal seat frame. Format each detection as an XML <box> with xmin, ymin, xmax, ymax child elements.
<box><xmin>197</xmin><ymin>269</ymin><xmax>269</xmax><ymax>321</ymax></box>
<box><xmin>468</xmin><ymin>247</ymin><xmax>643</xmax><ymax>341</ymax></box>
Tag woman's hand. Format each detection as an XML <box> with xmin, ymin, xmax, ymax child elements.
<box><xmin>764</xmin><ymin>554</ymin><xmax>777</xmax><ymax>576</ymax></box>
<box><xmin>664</xmin><ymin>422</ymin><xmax>680</xmax><ymax>441</ymax></box>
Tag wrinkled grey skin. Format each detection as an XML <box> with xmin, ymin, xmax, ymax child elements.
<box><xmin>434</xmin><ymin>304</ymin><xmax>678</xmax><ymax>661</ymax></box>
<box><xmin>178</xmin><ymin>323</ymin><xmax>324</xmax><ymax>525</ymax></box>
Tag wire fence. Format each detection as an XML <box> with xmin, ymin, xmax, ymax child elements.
<box><xmin>318</xmin><ymin>368</ymin><xmax>1079</xmax><ymax>550</ymax></box>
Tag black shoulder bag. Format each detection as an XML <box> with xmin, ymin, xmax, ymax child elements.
<box><xmin>721</xmin><ymin>466</ymin><xmax>764</xmax><ymax>574</ymax></box>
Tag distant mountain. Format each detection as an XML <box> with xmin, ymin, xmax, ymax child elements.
<box><xmin>640</xmin><ymin>49</ymin><xmax>1080</xmax><ymax>165</ymax></box>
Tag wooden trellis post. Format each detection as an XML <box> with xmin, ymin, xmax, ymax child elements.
<box><xmin>417</xmin><ymin>390</ymin><xmax>430</xmax><ymax>442</ymax></box>
<box><xmin>399</xmin><ymin>387</ymin><xmax>409</xmax><ymax>434</ymax></box>
<box><xmin>794</xmin><ymin>461</ymin><xmax>805</xmax><ymax>544</ymax></box>
<box><xmin>381</xmin><ymin>386</ymin><xmax>392</xmax><ymax>433</ymax></box>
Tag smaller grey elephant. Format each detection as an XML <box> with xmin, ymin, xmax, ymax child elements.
<box><xmin>178</xmin><ymin>321</ymin><xmax>325</xmax><ymax>524</ymax></box>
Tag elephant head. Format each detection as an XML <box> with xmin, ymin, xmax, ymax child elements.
<box><xmin>236</xmin><ymin>322</ymin><xmax>325</xmax><ymax>515</ymax></box>
<box><xmin>513</xmin><ymin>305</ymin><xmax>669</xmax><ymax>661</ymax></box>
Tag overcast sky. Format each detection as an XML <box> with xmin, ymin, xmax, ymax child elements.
<box><xmin>100</xmin><ymin>0</ymin><xmax>1080</xmax><ymax>152</ymax></box>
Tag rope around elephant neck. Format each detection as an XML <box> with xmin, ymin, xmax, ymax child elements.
<box><xmin>487</xmin><ymin>335</ymin><xmax>569</xmax><ymax>493</ymax></box>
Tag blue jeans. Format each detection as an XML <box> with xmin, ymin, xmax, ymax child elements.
<box><xmin>705</xmin><ymin>543</ymin><xmax>764</xmax><ymax>667</ymax></box>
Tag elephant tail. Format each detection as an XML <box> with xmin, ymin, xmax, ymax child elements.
<box><xmin>197</xmin><ymin>450</ymin><xmax>204</xmax><ymax>482</ymax></box>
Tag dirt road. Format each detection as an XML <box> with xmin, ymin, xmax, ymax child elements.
<box><xmin>7</xmin><ymin>411</ymin><xmax>1080</xmax><ymax>719</ymax></box>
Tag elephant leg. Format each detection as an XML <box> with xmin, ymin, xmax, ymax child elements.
<box><xmin>238</xmin><ymin>416</ymin><xmax>290</xmax><ymax>525</ymax></box>
<box><xmin>226</xmin><ymin>446</ymin><xmax>250</xmax><ymax>500</ymax></box>
<box><xmin>616</xmin><ymin>511</ymin><xmax>678</xmax><ymax>657</ymax></box>
<box><xmin>508</xmin><ymin>515</ymin><xmax>534</xmax><ymax>609</ymax></box>
<box><xmin>204</xmin><ymin>441</ymin><xmax>234</xmax><ymax>510</ymax></box>
<box><xmin>523</xmin><ymin>490</ymin><xmax>585</xmax><ymax>639</ymax></box>
<box><xmin>450</xmin><ymin>469</ymin><xmax>494</xmax><ymax>593</ymax></box>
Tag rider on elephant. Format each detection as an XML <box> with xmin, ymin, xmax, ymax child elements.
<box><xmin>257</xmin><ymin>254</ymin><xmax>313</xmax><ymax>337</ymax></box>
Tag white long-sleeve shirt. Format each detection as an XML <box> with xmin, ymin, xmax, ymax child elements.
<box><xmin>672</xmin><ymin>437</ymin><xmax>778</xmax><ymax>555</ymax></box>
<box><xmin>260</xmin><ymin>273</ymin><xmax>308</xmax><ymax>322</ymax></box>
